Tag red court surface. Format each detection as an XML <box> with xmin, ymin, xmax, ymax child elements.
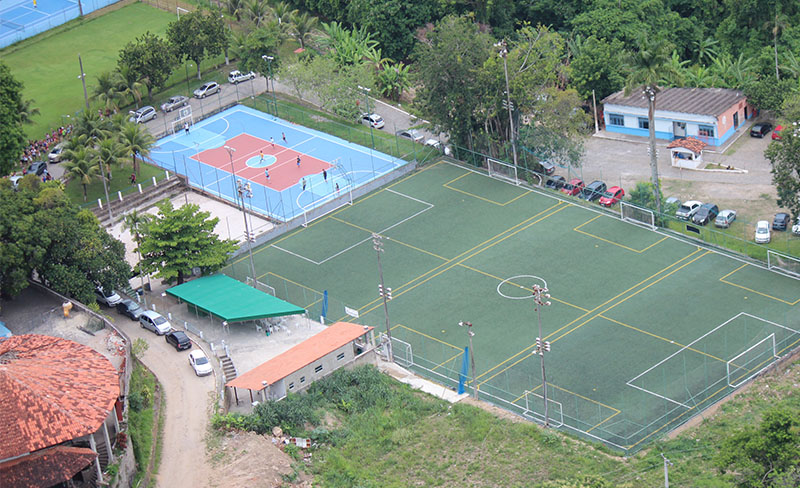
<box><xmin>192</xmin><ymin>134</ymin><xmax>332</xmax><ymax>191</ymax></box>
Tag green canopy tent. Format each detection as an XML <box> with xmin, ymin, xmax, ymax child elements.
<box><xmin>165</xmin><ymin>274</ymin><xmax>305</xmax><ymax>324</ymax></box>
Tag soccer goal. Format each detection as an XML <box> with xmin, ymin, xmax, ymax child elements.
<box><xmin>767</xmin><ymin>250</ymin><xmax>800</xmax><ymax>280</ymax></box>
<box><xmin>246</xmin><ymin>277</ymin><xmax>276</xmax><ymax>296</ymax></box>
<box><xmin>726</xmin><ymin>334</ymin><xmax>778</xmax><ymax>388</ymax></box>
<box><xmin>620</xmin><ymin>201</ymin><xmax>657</xmax><ymax>230</ymax></box>
<box><xmin>170</xmin><ymin>106</ymin><xmax>194</xmax><ymax>135</ymax></box>
<box><xmin>522</xmin><ymin>389</ymin><xmax>564</xmax><ymax>428</ymax></box>
<box><xmin>301</xmin><ymin>183</ymin><xmax>353</xmax><ymax>227</ymax></box>
<box><xmin>487</xmin><ymin>158</ymin><xmax>520</xmax><ymax>186</ymax></box>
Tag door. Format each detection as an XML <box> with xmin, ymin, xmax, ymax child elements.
<box><xmin>673</xmin><ymin>121</ymin><xmax>686</xmax><ymax>138</ymax></box>
<box><xmin>733</xmin><ymin>111</ymin><xmax>739</xmax><ymax>128</ymax></box>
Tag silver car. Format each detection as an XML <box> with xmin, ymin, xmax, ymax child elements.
<box><xmin>161</xmin><ymin>95</ymin><xmax>189</xmax><ymax>112</ymax></box>
<box><xmin>396</xmin><ymin>128</ymin><xmax>423</xmax><ymax>142</ymax></box>
<box><xmin>129</xmin><ymin>106</ymin><xmax>157</xmax><ymax>124</ymax></box>
<box><xmin>193</xmin><ymin>82</ymin><xmax>220</xmax><ymax>98</ymax></box>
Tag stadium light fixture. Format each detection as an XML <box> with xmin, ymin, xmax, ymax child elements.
<box><xmin>494</xmin><ymin>40</ymin><xmax>518</xmax><ymax>167</ymax></box>
<box><xmin>459</xmin><ymin>321</ymin><xmax>478</xmax><ymax>399</ymax></box>
<box><xmin>532</xmin><ymin>284</ymin><xmax>552</xmax><ymax>427</ymax></box>
<box><xmin>372</xmin><ymin>233</ymin><xmax>393</xmax><ymax>361</ymax></box>
<box><xmin>235</xmin><ymin>178</ymin><xmax>257</xmax><ymax>287</ymax></box>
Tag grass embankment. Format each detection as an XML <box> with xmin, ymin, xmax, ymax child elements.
<box><xmin>127</xmin><ymin>360</ymin><xmax>160</xmax><ymax>486</ymax></box>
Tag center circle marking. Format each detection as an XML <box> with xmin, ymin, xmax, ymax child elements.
<box><xmin>497</xmin><ymin>275</ymin><xmax>548</xmax><ymax>300</ymax></box>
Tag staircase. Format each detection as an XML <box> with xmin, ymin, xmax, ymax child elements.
<box><xmin>219</xmin><ymin>353</ymin><xmax>238</xmax><ymax>383</ymax></box>
<box><xmin>91</xmin><ymin>174</ymin><xmax>186</xmax><ymax>228</ymax></box>
<box><xmin>94</xmin><ymin>433</ymin><xmax>110</xmax><ymax>470</ymax></box>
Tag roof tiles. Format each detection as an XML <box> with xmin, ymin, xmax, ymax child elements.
<box><xmin>603</xmin><ymin>87</ymin><xmax>746</xmax><ymax>117</ymax></box>
<box><xmin>0</xmin><ymin>445</ymin><xmax>96</xmax><ymax>488</ymax></box>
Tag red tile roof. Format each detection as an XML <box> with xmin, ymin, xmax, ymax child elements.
<box><xmin>0</xmin><ymin>445</ymin><xmax>96</xmax><ymax>488</ymax></box>
<box><xmin>0</xmin><ymin>335</ymin><xmax>120</xmax><ymax>460</ymax></box>
<box><xmin>227</xmin><ymin>322</ymin><xmax>372</xmax><ymax>390</ymax></box>
<box><xmin>667</xmin><ymin>137</ymin><xmax>707</xmax><ymax>153</ymax></box>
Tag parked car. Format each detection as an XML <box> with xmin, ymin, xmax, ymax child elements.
<box><xmin>675</xmin><ymin>200</ymin><xmax>703</xmax><ymax>220</ymax></box>
<box><xmin>545</xmin><ymin>175</ymin><xmax>566</xmax><ymax>189</ymax></box>
<box><xmin>139</xmin><ymin>310</ymin><xmax>172</xmax><ymax>335</ymax></box>
<box><xmin>228</xmin><ymin>70</ymin><xmax>256</xmax><ymax>84</ymax></box>
<box><xmin>561</xmin><ymin>178</ymin><xmax>584</xmax><ymax>196</ymax></box>
<box><xmin>95</xmin><ymin>287</ymin><xmax>122</xmax><ymax>307</ymax></box>
<box><xmin>692</xmin><ymin>203</ymin><xmax>719</xmax><ymax>225</ymax></box>
<box><xmin>750</xmin><ymin>123</ymin><xmax>773</xmax><ymax>138</ymax></box>
<box><xmin>166</xmin><ymin>331</ymin><xmax>192</xmax><ymax>351</ymax></box>
<box><xmin>188</xmin><ymin>350</ymin><xmax>213</xmax><ymax>376</ymax></box>
<box><xmin>116</xmin><ymin>299</ymin><xmax>144</xmax><ymax>320</ymax></box>
<box><xmin>424</xmin><ymin>139</ymin><xmax>452</xmax><ymax>156</ymax></box>
<box><xmin>599</xmin><ymin>186</ymin><xmax>625</xmax><ymax>207</ymax></box>
<box><xmin>8</xmin><ymin>175</ymin><xmax>23</xmax><ymax>189</ymax></box>
<box><xmin>665</xmin><ymin>196</ymin><xmax>681</xmax><ymax>207</ymax></box>
<box><xmin>129</xmin><ymin>105</ymin><xmax>157</xmax><ymax>124</ymax></box>
<box><xmin>773</xmin><ymin>212</ymin><xmax>790</xmax><ymax>231</ymax></box>
<box><xmin>536</xmin><ymin>160</ymin><xmax>556</xmax><ymax>175</ymax></box>
<box><xmin>396</xmin><ymin>128</ymin><xmax>424</xmax><ymax>142</ymax></box>
<box><xmin>360</xmin><ymin>113</ymin><xmax>385</xmax><ymax>129</ymax></box>
<box><xmin>48</xmin><ymin>143</ymin><xmax>66</xmax><ymax>163</ymax></box>
<box><xmin>24</xmin><ymin>161</ymin><xmax>47</xmax><ymax>176</ymax></box>
<box><xmin>193</xmin><ymin>81</ymin><xmax>220</xmax><ymax>98</ymax></box>
<box><xmin>772</xmin><ymin>125</ymin><xmax>783</xmax><ymax>140</ymax></box>
<box><xmin>792</xmin><ymin>217</ymin><xmax>800</xmax><ymax>236</ymax></box>
<box><xmin>714</xmin><ymin>209</ymin><xmax>737</xmax><ymax>228</ymax></box>
<box><xmin>755</xmin><ymin>220</ymin><xmax>771</xmax><ymax>243</ymax></box>
<box><xmin>580</xmin><ymin>180</ymin><xmax>606</xmax><ymax>201</ymax></box>
<box><xmin>161</xmin><ymin>95</ymin><xmax>189</xmax><ymax>112</ymax></box>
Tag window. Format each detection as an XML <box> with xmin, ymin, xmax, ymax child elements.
<box><xmin>288</xmin><ymin>382</ymin><xmax>295</xmax><ymax>390</ymax></box>
<box><xmin>609</xmin><ymin>114</ymin><xmax>624</xmax><ymax>126</ymax></box>
<box><xmin>337</xmin><ymin>352</ymin><xmax>345</xmax><ymax>361</ymax></box>
<box><xmin>314</xmin><ymin>365</ymin><xmax>323</xmax><ymax>373</ymax></box>
<box><xmin>698</xmin><ymin>125</ymin><xmax>715</xmax><ymax>137</ymax></box>
<box><xmin>300</xmin><ymin>376</ymin><xmax>305</xmax><ymax>384</ymax></box>
<box><xmin>638</xmin><ymin>117</ymin><xmax>649</xmax><ymax>129</ymax></box>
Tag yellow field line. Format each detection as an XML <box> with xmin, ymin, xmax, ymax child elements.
<box><xmin>266</xmin><ymin>271</ymin><xmax>322</xmax><ymax>295</ymax></box>
<box><xmin>330</xmin><ymin>216</ymin><xmax>449</xmax><ymax>261</ymax></box>
<box><xmin>588</xmin><ymin>411</ymin><xmax>621</xmax><ymax>433</ymax></box>
<box><xmin>573</xmin><ymin>215</ymin><xmax>668</xmax><ymax>253</ymax></box>
<box><xmin>719</xmin><ymin>263</ymin><xmax>800</xmax><ymax>305</ymax></box>
<box><xmin>511</xmin><ymin>383</ymin><xmax>620</xmax><ymax>417</ymax></box>
<box><xmin>394</xmin><ymin>324</ymin><xmax>461</xmax><ymax>351</ymax></box>
<box><xmin>442</xmin><ymin>172</ymin><xmax>529</xmax><ymax>206</ymax></box>
<box><xmin>599</xmin><ymin>315</ymin><xmax>726</xmax><ymax>363</ymax></box>
<box><xmin>476</xmin><ymin>248</ymin><xmax>705</xmax><ymax>383</ymax></box>
<box><xmin>433</xmin><ymin>350</ymin><xmax>466</xmax><ymax>373</ymax></box>
<box><xmin>456</xmin><ymin>263</ymin><xmax>589</xmax><ymax>312</ymax></box>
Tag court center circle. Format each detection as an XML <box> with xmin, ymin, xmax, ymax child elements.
<box><xmin>246</xmin><ymin>154</ymin><xmax>277</xmax><ymax>168</ymax></box>
<box><xmin>497</xmin><ymin>275</ymin><xmax>548</xmax><ymax>300</ymax></box>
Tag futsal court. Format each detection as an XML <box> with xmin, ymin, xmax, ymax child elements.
<box><xmin>224</xmin><ymin>161</ymin><xmax>800</xmax><ymax>452</ymax></box>
<box><xmin>149</xmin><ymin>105</ymin><xmax>406</xmax><ymax>222</ymax></box>
<box><xmin>0</xmin><ymin>0</ymin><xmax>88</xmax><ymax>47</ymax></box>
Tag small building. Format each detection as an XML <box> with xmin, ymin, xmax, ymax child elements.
<box><xmin>602</xmin><ymin>87</ymin><xmax>755</xmax><ymax>146</ymax></box>
<box><xmin>227</xmin><ymin>321</ymin><xmax>375</xmax><ymax>405</ymax></box>
<box><xmin>667</xmin><ymin>137</ymin><xmax>708</xmax><ymax>169</ymax></box>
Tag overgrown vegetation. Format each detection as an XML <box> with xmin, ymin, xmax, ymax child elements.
<box><xmin>127</xmin><ymin>361</ymin><xmax>157</xmax><ymax>485</ymax></box>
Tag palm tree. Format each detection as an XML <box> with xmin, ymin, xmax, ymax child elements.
<box><xmin>73</xmin><ymin>110</ymin><xmax>112</xmax><ymax>141</ymax></box>
<box><xmin>225</xmin><ymin>0</ymin><xmax>244</xmax><ymax>21</ymax></box>
<box><xmin>764</xmin><ymin>10</ymin><xmax>788</xmax><ymax>80</ymax></box>
<box><xmin>116</xmin><ymin>65</ymin><xmax>146</xmax><ymax>109</ymax></box>
<box><xmin>246</xmin><ymin>0</ymin><xmax>269</xmax><ymax>27</ymax></box>
<box><xmin>624</xmin><ymin>35</ymin><xmax>676</xmax><ymax>216</ymax></box>
<box><xmin>96</xmin><ymin>136</ymin><xmax>127</xmax><ymax>171</ymax></box>
<box><xmin>290</xmin><ymin>12</ymin><xmax>318</xmax><ymax>50</ymax></box>
<box><xmin>17</xmin><ymin>98</ymin><xmax>40</xmax><ymax>125</ymax></box>
<box><xmin>693</xmin><ymin>37</ymin><xmax>719</xmax><ymax>66</ymax></box>
<box><xmin>118</xmin><ymin>121</ymin><xmax>155</xmax><ymax>175</ymax></box>
<box><xmin>91</xmin><ymin>71</ymin><xmax>124</xmax><ymax>112</ymax></box>
<box><xmin>62</xmin><ymin>146</ymin><xmax>100</xmax><ymax>201</ymax></box>
<box><xmin>122</xmin><ymin>209</ymin><xmax>152</xmax><ymax>295</ymax></box>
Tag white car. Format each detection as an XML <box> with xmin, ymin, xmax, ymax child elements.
<box><xmin>361</xmin><ymin>113</ymin><xmax>385</xmax><ymax>129</ymax></box>
<box><xmin>95</xmin><ymin>286</ymin><xmax>122</xmax><ymax>307</ymax></box>
<box><xmin>675</xmin><ymin>200</ymin><xmax>703</xmax><ymax>221</ymax></box>
<box><xmin>193</xmin><ymin>81</ymin><xmax>220</xmax><ymax>98</ymax></box>
<box><xmin>792</xmin><ymin>217</ymin><xmax>800</xmax><ymax>236</ymax></box>
<box><xmin>139</xmin><ymin>310</ymin><xmax>172</xmax><ymax>335</ymax></box>
<box><xmin>48</xmin><ymin>143</ymin><xmax>66</xmax><ymax>163</ymax></box>
<box><xmin>188</xmin><ymin>350</ymin><xmax>213</xmax><ymax>376</ymax></box>
<box><xmin>228</xmin><ymin>70</ymin><xmax>256</xmax><ymax>84</ymax></box>
<box><xmin>755</xmin><ymin>220</ymin><xmax>771</xmax><ymax>244</ymax></box>
<box><xmin>424</xmin><ymin>139</ymin><xmax>452</xmax><ymax>156</ymax></box>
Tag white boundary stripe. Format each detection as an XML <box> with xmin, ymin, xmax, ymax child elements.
<box><xmin>272</xmin><ymin>189</ymin><xmax>435</xmax><ymax>265</ymax></box>
<box><xmin>522</xmin><ymin>390</ymin><xmax>564</xmax><ymax>428</ymax></box>
<box><xmin>726</xmin><ymin>333</ymin><xmax>778</xmax><ymax>388</ymax></box>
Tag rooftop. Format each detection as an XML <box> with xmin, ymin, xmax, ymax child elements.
<box><xmin>603</xmin><ymin>87</ymin><xmax>746</xmax><ymax>117</ymax></box>
<box><xmin>0</xmin><ymin>445</ymin><xmax>96</xmax><ymax>488</ymax></box>
<box><xmin>667</xmin><ymin>137</ymin><xmax>708</xmax><ymax>153</ymax></box>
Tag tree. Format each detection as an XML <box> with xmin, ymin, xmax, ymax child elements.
<box><xmin>280</xmin><ymin>56</ymin><xmax>374</xmax><ymax>118</ymax></box>
<box><xmin>715</xmin><ymin>408</ymin><xmax>800</xmax><ymax>487</ymax></box>
<box><xmin>231</xmin><ymin>25</ymin><xmax>281</xmax><ymax>75</ymax></box>
<box><xmin>290</xmin><ymin>12</ymin><xmax>318</xmax><ymax>49</ymax></box>
<box><xmin>137</xmin><ymin>200</ymin><xmax>237</xmax><ymax>285</ymax></box>
<box><xmin>122</xmin><ymin>209</ymin><xmax>152</xmax><ymax>286</ymax></box>
<box><xmin>17</xmin><ymin>97</ymin><xmax>40</xmax><ymax>126</ymax></box>
<box><xmin>568</xmin><ymin>36</ymin><xmax>625</xmax><ymax>101</ymax></box>
<box><xmin>766</xmin><ymin>125</ymin><xmax>800</xmax><ymax>219</ymax></box>
<box><xmin>345</xmin><ymin>0</ymin><xmax>440</xmax><ymax>61</ymax></box>
<box><xmin>225</xmin><ymin>0</ymin><xmax>244</xmax><ymax>21</ymax></box>
<box><xmin>167</xmin><ymin>10</ymin><xmax>227</xmax><ymax>80</ymax></box>
<box><xmin>118</xmin><ymin>32</ymin><xmax>176</xmax><ymax>99</ymax></box>
<box><xmin>0</xmin><ymin>184</ymin><xmax>46</xmax><ymax>302</ymax></box>
<box><xmin>118</xmin><ymin>121</ymin><xmax>155</xmax><ymax>174</ymax></box>
<box><xmin>91</xmin><ymin>71</ymin><xmax>125</xmax><ymax>112</ymax></box>
<box><xmin>62</xmin><ymin>146</ymin><xmax>100</xmax><ymax>202</ymax></box>
<box><xmin>116</xmin><ymin>64</ymin><xmax>146</xmax><ymax>108</ymax></box>
<box><xmin>376</xmin><ymin>61</ymin><xmax>411</xmax><ymax>101</ymax></box>
<box><xmin>624</xmin><ymin>34</ymin><xmax>676</xmax><ymax>216</ymax></box>
<box><xmin>245</xmin><ymin>0</ymin><xmax>270</xmax><ymax>27</ymax></box>
<box><xmin>0</xmin><ymin>60</ymin><xmax>27</xmax><ymax>177</ymax></box>
<box><xmin>745</xmin><ymin>76</ymin><xmax>796</xmax><ymax>112</ymax></box>
<box><xmin>72</xmin><ymin>110</ymin><xmax>112</xmax><ymax>142</ymax></box>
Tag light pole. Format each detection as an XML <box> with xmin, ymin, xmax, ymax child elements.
<box><xmin>236</xmin><ymin>179</ymin><xmax>258</xmax><ymax>286</ymax></box>
<box><xmin>459</xmin><ymin>321</ymin><xmax>478</xmax><ymax>399</ymax></box>
<box><xmin>373</xmin><ymin>233</ymin><xmax>393</xmax><ymax>361</ymax></box>
<box><xmin>223</xmin><ymin>145</ymin><xmax>238</xmax><ymax>206</ymax></box>
<box><xmin>261</xmin><ymin>55</ymin><xmax>278</xmax><ymax>115</ymax></box>
<box><xmin>357</xmin><ymin>85</ymin><xmax>375</xmax><ymax>150</ymax></box>
<box><xmin>77</xmin><ymin>54</ymin><xmax>89</xmax><ymax>110</ymax></box>
<box><xmin>532</xmin><ymin>283</ymin><xmax>552</xmax><ymax>427</ymax></box>
<box><xmin>661</xmin><ymin>453</ymin><xmax>673</xmax><ymax>488</ymax></box>
<box><xmin>496</xmin><ymin>40</ymin><xmax>518</xmax><ymax>167</ymax></box>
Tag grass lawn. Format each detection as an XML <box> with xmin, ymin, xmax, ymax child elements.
<box><xmin>1</xmin><ymin>2</ymin><xmax>176</xmax><ymax>139</ymax></box>
<box><xmin>65</xmin><ymin>161</ymin><xmax>166</xmax><ymax>206</ymax></box>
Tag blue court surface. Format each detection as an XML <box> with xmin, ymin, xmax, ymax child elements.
<box><xmin>148</xmin><ymin>105</ymin><xmax>408</xmax><ymax>223</ymax></box>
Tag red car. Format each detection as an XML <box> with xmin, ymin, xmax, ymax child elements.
<box><xmin>772</xmin><ymin>125</ymin><xmax>783</xmax><ymax>140</ymax></box>
<box><xmin>599</xmin><ymin>186</ymin><xmax>625</xmax><ymax>207</ymax></box>
<box><xmin>560</xmin><ymin>178</ymin><xmax>584</xmax><ymax>196</ymax></box>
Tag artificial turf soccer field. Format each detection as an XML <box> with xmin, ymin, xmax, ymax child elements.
<box><xmin>224</xmin><ymin>161</ymin><xmax>800</xmax><ymax>451</ymax></box>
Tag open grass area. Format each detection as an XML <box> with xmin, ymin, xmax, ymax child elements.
<box><xmin>65</xmin><ymin>161</ymin><xmax>166</xmax><ymax>206</ymax></box>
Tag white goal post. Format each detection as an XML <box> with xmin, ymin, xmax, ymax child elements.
<box><xmin>766</xmin><ymin>250</ymin><xmax>800</xmax><ymax>280</ymax></box>
<box><xmin>620</xmin><ymin>201</ymin><xmax>656</xmax><ymax>231</ymax></box>
<box><xmin>246</xmin><ymin>277</ymin><xmax>276</xmax><ymax>296</ymax></box>
<box><xmin>726</xmin><ymin>333</ymin><xmax>778</xmax><ymax>388</ymax></box>
<box><xmin>487</xmin><ymin>158</ymin><xmax>521</xmax><ymax>186</ymax></box>
<box><xmin>170</xmin><ymin>106</ymin><xmax>194</xmax><ymax>135</ymax></box>
<box><xmin>522</xmin><ymin>390</ymin><xmax>564</xmax><ymax>428</ymax></box>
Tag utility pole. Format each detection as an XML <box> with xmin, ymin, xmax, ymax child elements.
<box><xmin>532</xmin><ymin>284</ymin><xmax>552</xmax><ymax>427</ymax></box>
<box><xmin>496</xmin><ymin>40</ymin><xmax>518</xmax><ymax>167</ymax></box>
<box><xmin>373</xmin><ymin>233</ymin><xmax>393</xmax><ymax>361</ymax></box>
<box><xmin>459</xmin><ymin>321</ymin><xmax>478</xmax><ymax>399</ymax></box>
<box><xmin>661</xmin><ymin>454</ymin><xmax>673</xmax><ymax>488</ymax></box>
<box><xmin>78</xmin><ymin>54</ymin><xmax>89</xmax><ymax>110</ymax></box>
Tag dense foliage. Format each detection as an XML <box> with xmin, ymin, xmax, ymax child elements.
<box><xmin>0</xmin><ymin>60</ymin><xmax>27</xmax><ymax>177</ymax></box>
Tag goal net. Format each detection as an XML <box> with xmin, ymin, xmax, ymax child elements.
<box><xmin>522</xmin><ymin>389</ymin><xmax>564</xmax><ymax>428</ymax></box>
<box><xmin>487</xmin><ymin>158</ymin><xmax>520</xmax><ymax>186</ymax></box>
<box><xmin>767</xmin><ymin>250</ymin><xmax>800</xmax><ymax>279</ymax></box>
<box><xmin>170</xmin><ymin>106</ymin><xmax>194</xmax><ymax>135</ymax></box>
<box><xmin>620</xmin><ymin>201</ymin><xmax>656</xmax><ymax>230</ymax></box>
<box><xmin>246</xmin><ymin>277</ymin><xmax>276</xmax><ymax>296</ymax></box>
<box><xmin>726</xmin><ymin>334</ymin><xmax>778</xmax><ymax>388</ymax></box>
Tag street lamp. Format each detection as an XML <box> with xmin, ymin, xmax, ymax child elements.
<box><xmin>357</xmin><ymin>85</ymin><xmax>375</xmax><ymax>150</ymax></box>
<box><xmin>236</xmin><ymin>179</ymin><xmax>258</xmax><ymax>286</ymax></box>
<box><xmin>495</xmin><ymin>40</ymin><xmax>518</xmax><ymax>167</ymax></box>
<box><xmin>223</xmin><ymin>145</ymin><xmax>238</xmax><ymax>205</ymax></box>
<box><xmin>532</xmin><ymin>283</ymin><xmax>552</xmax><ymax>427</ymax></box>
<box><xmin>261</xmin><ymin>55</ymin><xmax>278</xmax><ymax>115</ymax></box>
<box><xmin>77</xmin><ymin>54</ymin><xmax>89</xmax><ymax>110</ymax></box>
<box><xmin>459</xmin><ymin>321</ymin><xmax>478</xmax><ymax>399</ymax></box>
<box><xmin>372</xmin><ymin>233</ymin><xmax>393</xmax><ymax>361</ymax></box>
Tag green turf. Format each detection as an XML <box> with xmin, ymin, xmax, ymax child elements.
<box><xmin>65</xmin><ymin>161</ymin><xmax>166</xmax><ymax>205</ymax></box>
<box><xmin>223</xmin><ymin>161</ymin><xmax>800</xmax><ymax>453</ymax></box>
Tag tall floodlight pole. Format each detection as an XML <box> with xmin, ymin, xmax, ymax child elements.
<box><xmin>236</xmin><ymin>179</ymin><xmax>258</xmax><ymax>286</ymax></box>
<box><xmin>532</xmin><ymin>284</ymin><xmax>552</xmax><ymax>427</ymax></box>
<box><xmin>459</xmin><ymin>321</ymin><xmax>478</xmax><ymax>399</ymax></box>
<box><xmin>223</xmin><ymin>145</ymin><xmax>238</xmax><ymax>206</ymax></box>
<box><xmin>373</xmin><ymin>233</ymin><xmax>393</xmax><ymax>361</ymax></box>
<box><xmin>661</xmin><ymin>454</ymin><xmax>673</xmax><ymax>488</ymax></box>
<box><xmin>261</xmin><ymin>55</ymin><xmax>278</xmax><ymax>115</ymax></box>
<box><xmin>358</xmin><ymin>85</ymin><xmax>375</xmax><ymax>150</ymax></box>
<box><xmin>496</xmin><ymin>40</ymin><xmax>518</xmax><ymax>167</ymax></box>
<box><xmin>77</xmin><ymin>54</ymin><xmax>90</xmax><ymax>110</ymax></box>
